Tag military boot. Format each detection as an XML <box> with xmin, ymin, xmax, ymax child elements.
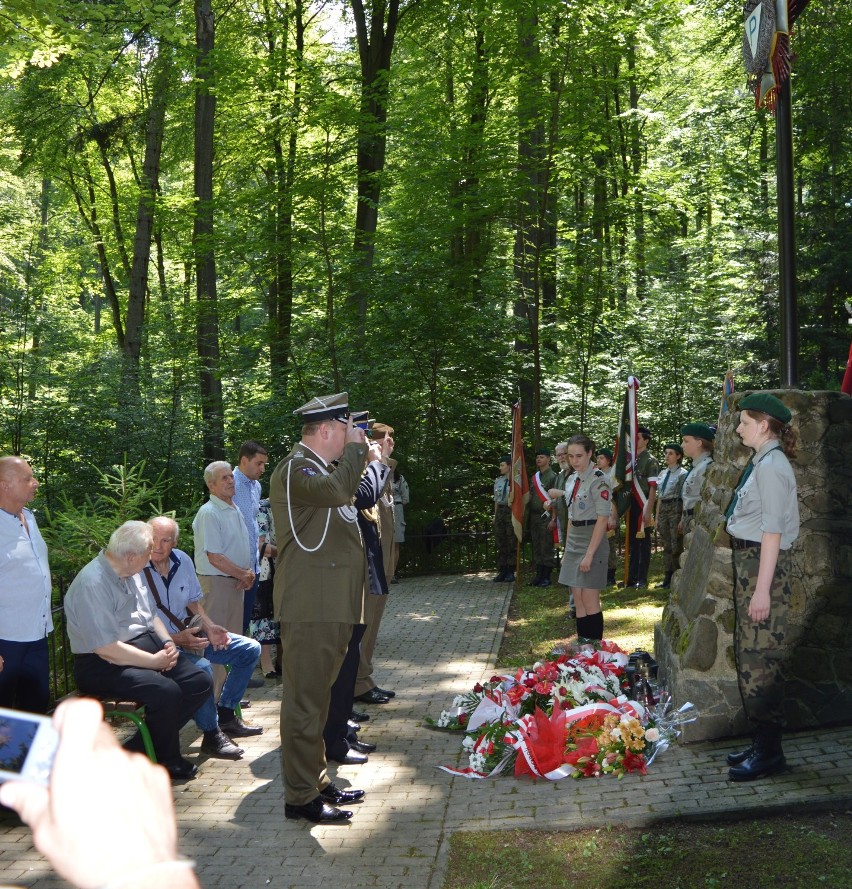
<box><xmin>657</xmin><ymin>571</ymin><xmax>673</xmax><ymax>589</ymax></box>
<box><xmin>503</xmin><ymin>569</ymin><xmax>515</xmax><ymax>583</ymax></box>
<box><xmin>528</xmin><ymin>566</ymin><xmax>544</xmax><ymax>586</ymax></box>
<box><xmin>492</xmin><ymin>567</ymin><xmax>507</xmax><ymax>582</ymax></box>
<box><xmin>726</xmin><ymin>737</ymin><xmax>755</xmax><ymax>766</ymax></box>
<box><xmin>538</xmin><ymin>568</ymin><xmax>553</xmax><ymax>588</ymax></box>
<box><xmin>728</xmin><ymin>725</ymin><xmax>785</xmax><ymax>781</ymax></box>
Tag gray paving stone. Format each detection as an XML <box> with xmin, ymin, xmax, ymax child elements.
<box><xmin>1</xmin><ymin>573</ymin><xmax>851</xmax><ymax>889</ymax></box>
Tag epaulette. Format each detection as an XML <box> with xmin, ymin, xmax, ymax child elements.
<box><xmin>594</xmin><ymin>469</ymin><xmax>604</xmax><ymax>477</ymax></box>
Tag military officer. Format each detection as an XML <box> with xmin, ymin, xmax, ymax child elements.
<box><xmin>269</xmin><ymin>392</ymin><xmax>369</xmax><ymax>824</ymax></box>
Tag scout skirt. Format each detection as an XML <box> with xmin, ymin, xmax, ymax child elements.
<box><xmin>558</xmin><ymin>524</ymin><xmax>609</xmax><ymax>589</ymax></box>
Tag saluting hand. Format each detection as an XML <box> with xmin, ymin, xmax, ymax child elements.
<box><xmin>345</xmin><ymin>415</ymin><xmax>365</xmax><ymax>445</ymax></box>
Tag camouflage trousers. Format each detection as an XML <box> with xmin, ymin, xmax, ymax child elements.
<box><xmin>733</xmin><ymin>546</ymin><xmax>791</xmax><ymax>727</ymax></box>
<box><xmin>657</xmin><ymin>499</ymin><xmax>683</xmax><ymax>574</ymax></box>
<box><xmin>494</xmin><ymin>504</ymin><xmax>515</xmax><ymax>568</ymax></box>
<box><xmin>530</xmin><ymin>509</ymin><xmax>557</xmax><ymax>568</ymax></box>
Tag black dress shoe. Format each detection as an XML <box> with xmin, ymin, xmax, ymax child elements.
<box><xmin>348</xmin><ymin>719</ymin><xmax>361</xmax><ymax>732</ymax></box>
<box><xmin>354</xmin><ymin>688</ymin><xmax>390</xmax><ymax>705</ymax></box>
<box><xmin>373</xmin><ymin>686</ymin><xmax>396</xmax><ymax>698</ymax></box>
<box><xmin>239</xmin><ymin>699</ymin><xmax>251</xmax><ymax>708</ymax></box>
<box><xmin>219</xmin><ymin>716</ymin><xmax>264</xmax><ymax>737</ymax></box>
<box><xmin>285</xmin><ymin>798</ymin><xmax>353</xmax><ymax>824</ymax></box>
<box><xmin>164</xmin><ymin>758</ymin><xmax>198</xmax><ymax>780</ymax></box>
<box><xmin>351</xmin><ymin>709</ymin><xmax>370</xmax><ymax>722</ymax></box>
<box><xmin>328</xmin><ymin>749</ymin><xmax>368</xmax><ymax>765</ymax></box>
<box><xmin>350</xmin><ymin>739</ymin><xmax>376</xmax><ymax>754</ymax></box>
<box><xmin>201</xmin><ymin>730</ymin><xmax>243</xmax><ymax>760</ymax></box>
<box><xmin>320</xmin><ymin>783</ymin><xmax>366</xmax><ymax>804</ymax></box>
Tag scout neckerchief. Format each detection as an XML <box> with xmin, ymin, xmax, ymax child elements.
<box><xmin>725</xmin><ymin>445</ymin><xmax>781</xmax><ymax>519</ymax></box>
<box><xmin>659</xmin><ymin>469</ymin><xmax>671</xmax><ymax>496</ymax></box>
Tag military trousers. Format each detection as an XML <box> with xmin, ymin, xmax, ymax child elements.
<box><xmin>733</xmin><ymin>546</ymin><xmax>791</xmax><ymax>727</ymax></box>
<box><xmin>354</xmin><ymin>593</ymin><xmax>388</xmax><ymax>696</ymax></box>
<box><xmin>280</xmin><ymin>620</ymin><xmax>352</xmax><ymax>805</ymax></box>
<box><xmin>530</xmin><ymin>510</ymin><xmax>556</xmax><ymax>569</ymax></box>
<box><xmin>494</xmin><ymin>504</ymin><xmax>515</xmax><ymax>569</ymax></box>
<box><xmin>657</xmin><ymin>498</ymin><xmax>683</xmax><ymax>574</ymax></box>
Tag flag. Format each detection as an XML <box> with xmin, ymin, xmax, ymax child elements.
<box><xmin>612</xmin><ymin>376</ymin><xmax>641</xmax><ymax>521</ymax></box>
<box><xmin>718</xmin><ymin>371</ymin><xmax>735</xmax><ymax>423</ymax></box>
<box><xmin>841</xmin><ymin>340</ymin><xmax>852</xmax><ymax>396</ymax></box>
<box><xmin>509</xmin><ymin>400</ymin><xmax>529</xmax><ymax>542</ymax></box>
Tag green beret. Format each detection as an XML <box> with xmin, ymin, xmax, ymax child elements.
<box><xmin>739</xmin><ymin>393</ymin><xmax>792</xmax><ymax>424</ymax></box>
<box><xmin>499</xmin><ymin>454</ymin><xmax>511</xmax><ymax>465</ymax></box>
<box><xmin>535</xmin><ymin>448</ymin><xmax>551</xmax><ymax>457</ymax></box>
<box><xmin>680</xmin><ymin>422</ymin><xmax>716</xmax><ymax>441</ymax></box>
<box><xmin>664</xmin><ymin>443</ymin><xmax>683</xmax><ymax>455</ymax></box>
<box><xmin>597</xmin><ymin>448</ymin><xmax>613</xmax><ymax>459</ymax></box>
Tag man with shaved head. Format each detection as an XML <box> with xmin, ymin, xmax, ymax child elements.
<box><xmin>0</xmin><ymin>456</ymin><xmax>53</xmax><ymax>713</ymax></box>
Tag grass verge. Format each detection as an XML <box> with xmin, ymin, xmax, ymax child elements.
<box><xmin>444</xmin><ymin>811</ymin><xmax>852</xmax><ymax>888</ymax></box>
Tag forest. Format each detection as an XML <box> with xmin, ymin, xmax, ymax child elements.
<box><xmin>0</xmin><ymin>0</ymin><xmax>850</xmax><ymax>537</ymax></box>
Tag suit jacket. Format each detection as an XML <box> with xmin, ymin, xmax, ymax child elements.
<box><xmin>270</xmin><ymin>440</ymin><xmax>368</xmax><ymax>624</ymax></box>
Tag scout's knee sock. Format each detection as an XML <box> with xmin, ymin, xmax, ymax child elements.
<box><xmin>575</xmin><ymin>615</ymin><xmax>589</xmax><ymax>639</ymax></box>
<box><xmin>585</xmin><ymin>611</ymin><xmax>604</xmax><ymax>641</ymax></box>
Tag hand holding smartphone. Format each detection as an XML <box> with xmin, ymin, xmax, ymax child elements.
<box><xmin>0</xmin><ymin>706</ymin><xmax>58</xmax><ymax>786</ymax></box>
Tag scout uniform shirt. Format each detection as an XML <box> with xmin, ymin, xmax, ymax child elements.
<box><xmin>565</xmin><ymin>466</ymin><xmax>611</xmax><ymax>525</ymax></box>
<box><xmin>726</xmin><ymin>440</ymin><xmax>799</xmax><ymax>549</ymax></box>
<box><xmin>682</xmin><ymin>453</ymin><xmax>713</xmax><ymax>512</ymax></box>
<box><xmin>656</xmin><ymin>465</ymin><xmax>687</xmax><ymax>502</ymax></box>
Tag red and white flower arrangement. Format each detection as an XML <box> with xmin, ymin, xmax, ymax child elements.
<box><xmin>428</xmin><ymin>641</ymin><xmax>696</xmax><ymax>780</ymax></box>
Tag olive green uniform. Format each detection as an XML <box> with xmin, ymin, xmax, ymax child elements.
<box><xmin>270</xmin><ymin>440</ymin><xmax>368</xmax><ymax>806</ymax></box>
<box><xmin>529</xmin><ymin>466</ymin><xmax>557</xmax><ymax>571</ymax></box>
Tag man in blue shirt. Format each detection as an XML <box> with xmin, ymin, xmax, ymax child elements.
<box><xmin>146</xmin><ymin>517</ymin><xmax>262</xmax><ymax>757</ymax></box>
<box><xmin>233</xmin><ymin>441</ymin><xmax>271</xmax><ymax>636</ymax></box>
<box><xmin>0</xmin><ymin>456</ymin><xmax>53</xmax><ymax>714</ymax></box>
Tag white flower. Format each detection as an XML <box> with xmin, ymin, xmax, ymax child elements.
<box><xmin>645</xmin><ymin>727</ymin><xmax>660</xmax><ymax>743</ymax></box>
<box><xmin>462</xmin><ymin>735</ymin><xmax>475</xmax><ymax>749</ymax></box>
<box><xmin>452</xmin><ymin>695</ymin><xmax>465</xmax><ymax>707</ymax></box>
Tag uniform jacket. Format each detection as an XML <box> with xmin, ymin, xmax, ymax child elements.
<box><xmin>270</xmin><ymin>440</ymin><xmax>368</xmax><ymax>624</ymax></box>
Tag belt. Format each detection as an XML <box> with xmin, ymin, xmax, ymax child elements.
<box><xmin>731</xmin><ymin>537</ymin><xmax>761</xmax><ymax>550</ymax></box>
<box><xmin>659</xmin><ymin>497</ymin><xmax>682</xmax><ymax>504</ymax></box>
<box><xmin>572</xmin><ymin>519</ymin><xmax>597</xmax><ymax>527</ymax></box>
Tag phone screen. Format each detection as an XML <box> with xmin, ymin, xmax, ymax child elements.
<box><xmin>0</xmin><ymin>708</ymin><xmax>58</xmax><ymax>785</ymax></box>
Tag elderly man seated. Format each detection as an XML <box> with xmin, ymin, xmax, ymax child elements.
<box><xmin>65</xmin><ymin>521</ymin><xmax>212</xmax><ymax>780</ymax></box>
<box><xmin>145</xmin><ymin>516</ymin><xmax>262</xmax><ymax>760</ymax></box>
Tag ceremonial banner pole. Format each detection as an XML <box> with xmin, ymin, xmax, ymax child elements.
<box><xmin>743</xmin><ymin>0</ymin><xmax>809</xmax><ymax>387</ymax></box>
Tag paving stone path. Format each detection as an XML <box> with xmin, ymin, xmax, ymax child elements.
<box><xmin>2</xmin><ymin>573</ymin><xmax>851</xmax><ymax>888</ymax></box>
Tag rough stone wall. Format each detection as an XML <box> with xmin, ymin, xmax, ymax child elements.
<box><xmin>654</xmin><ymin>390</ymin><xmax>852</xmax><ymax>741</ymax></box>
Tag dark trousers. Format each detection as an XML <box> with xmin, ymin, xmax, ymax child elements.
<box><xmin>242</xmin><ymin>574</ymin><xmax>260</xmax><ymax>635</ymax></box>
<box><xmin>74</xmin><ymin>631</ymin><xmax>212</xmax><ymax>765</ymax></box>
<box><xmin>323</xmin><ymin>623</ymin><xmax>367</xmax><ymax>759</ymax></box>
<box><xmin>627</xmin><ymin>497</ymin><xmax>652</xmax><ymax>586</ymax></box>
<box><xmin>0</xmin><ymin>637</ymin><xmax>50</xmax><ymax>714</ymax></box>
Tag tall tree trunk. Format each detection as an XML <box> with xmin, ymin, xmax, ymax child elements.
<box><xmin>627</xmin><ymin>37</ymin><xmax>646</xmax><ymax>301</ymax></box>
<box><xmin>126</xmin><ymin>48</ymin><xmax>171</xmax><ymax>371</ymax></box>
<box><xmin>194</xmin><ymin>0</ymin><xmax>225</xmax><ymax>463</ymax></box>
<box><xmin>513</xmin><ymin>0</ymin><xmax>544</xmax><ymax>442</ymax></box>
<box><xmin>348</xmin><ymin>0</ymin><xmax>407</xmax><ymax>342</ymax></box>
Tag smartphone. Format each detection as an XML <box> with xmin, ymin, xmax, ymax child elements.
<box><xmin>0</xmin><ymin>707</ymin><xmax>59</xmax><ymax>785</ymax></box>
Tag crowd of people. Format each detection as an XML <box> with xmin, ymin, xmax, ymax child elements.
<box><xmin>494</xmin><ymin>421</ymin><xmax>718</xmax><ymax>642</ymax></box>
<box><xmin>0</xmin><ymin>390</ymin><xmax>801</xmax><ymax>885</ymax></box>
<box><xmin>491</xmin><ymin>392</ymin><xmax>800</xmax><ymax>783</ymax></box>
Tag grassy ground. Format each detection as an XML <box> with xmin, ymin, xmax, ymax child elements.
<box><xmin>441</xmin><ymin>551</ymin><xmax>852</xmax><ymax>889</ymax></box>
<box><xmin>444</xmin><ymin>812</ymin><xmax>852</xmax><ymax>888</ymax></box>
<box><xmin>499</xmin><ymin>552</ymin><xmax>668</xmax><ymax>668</ymax></box>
